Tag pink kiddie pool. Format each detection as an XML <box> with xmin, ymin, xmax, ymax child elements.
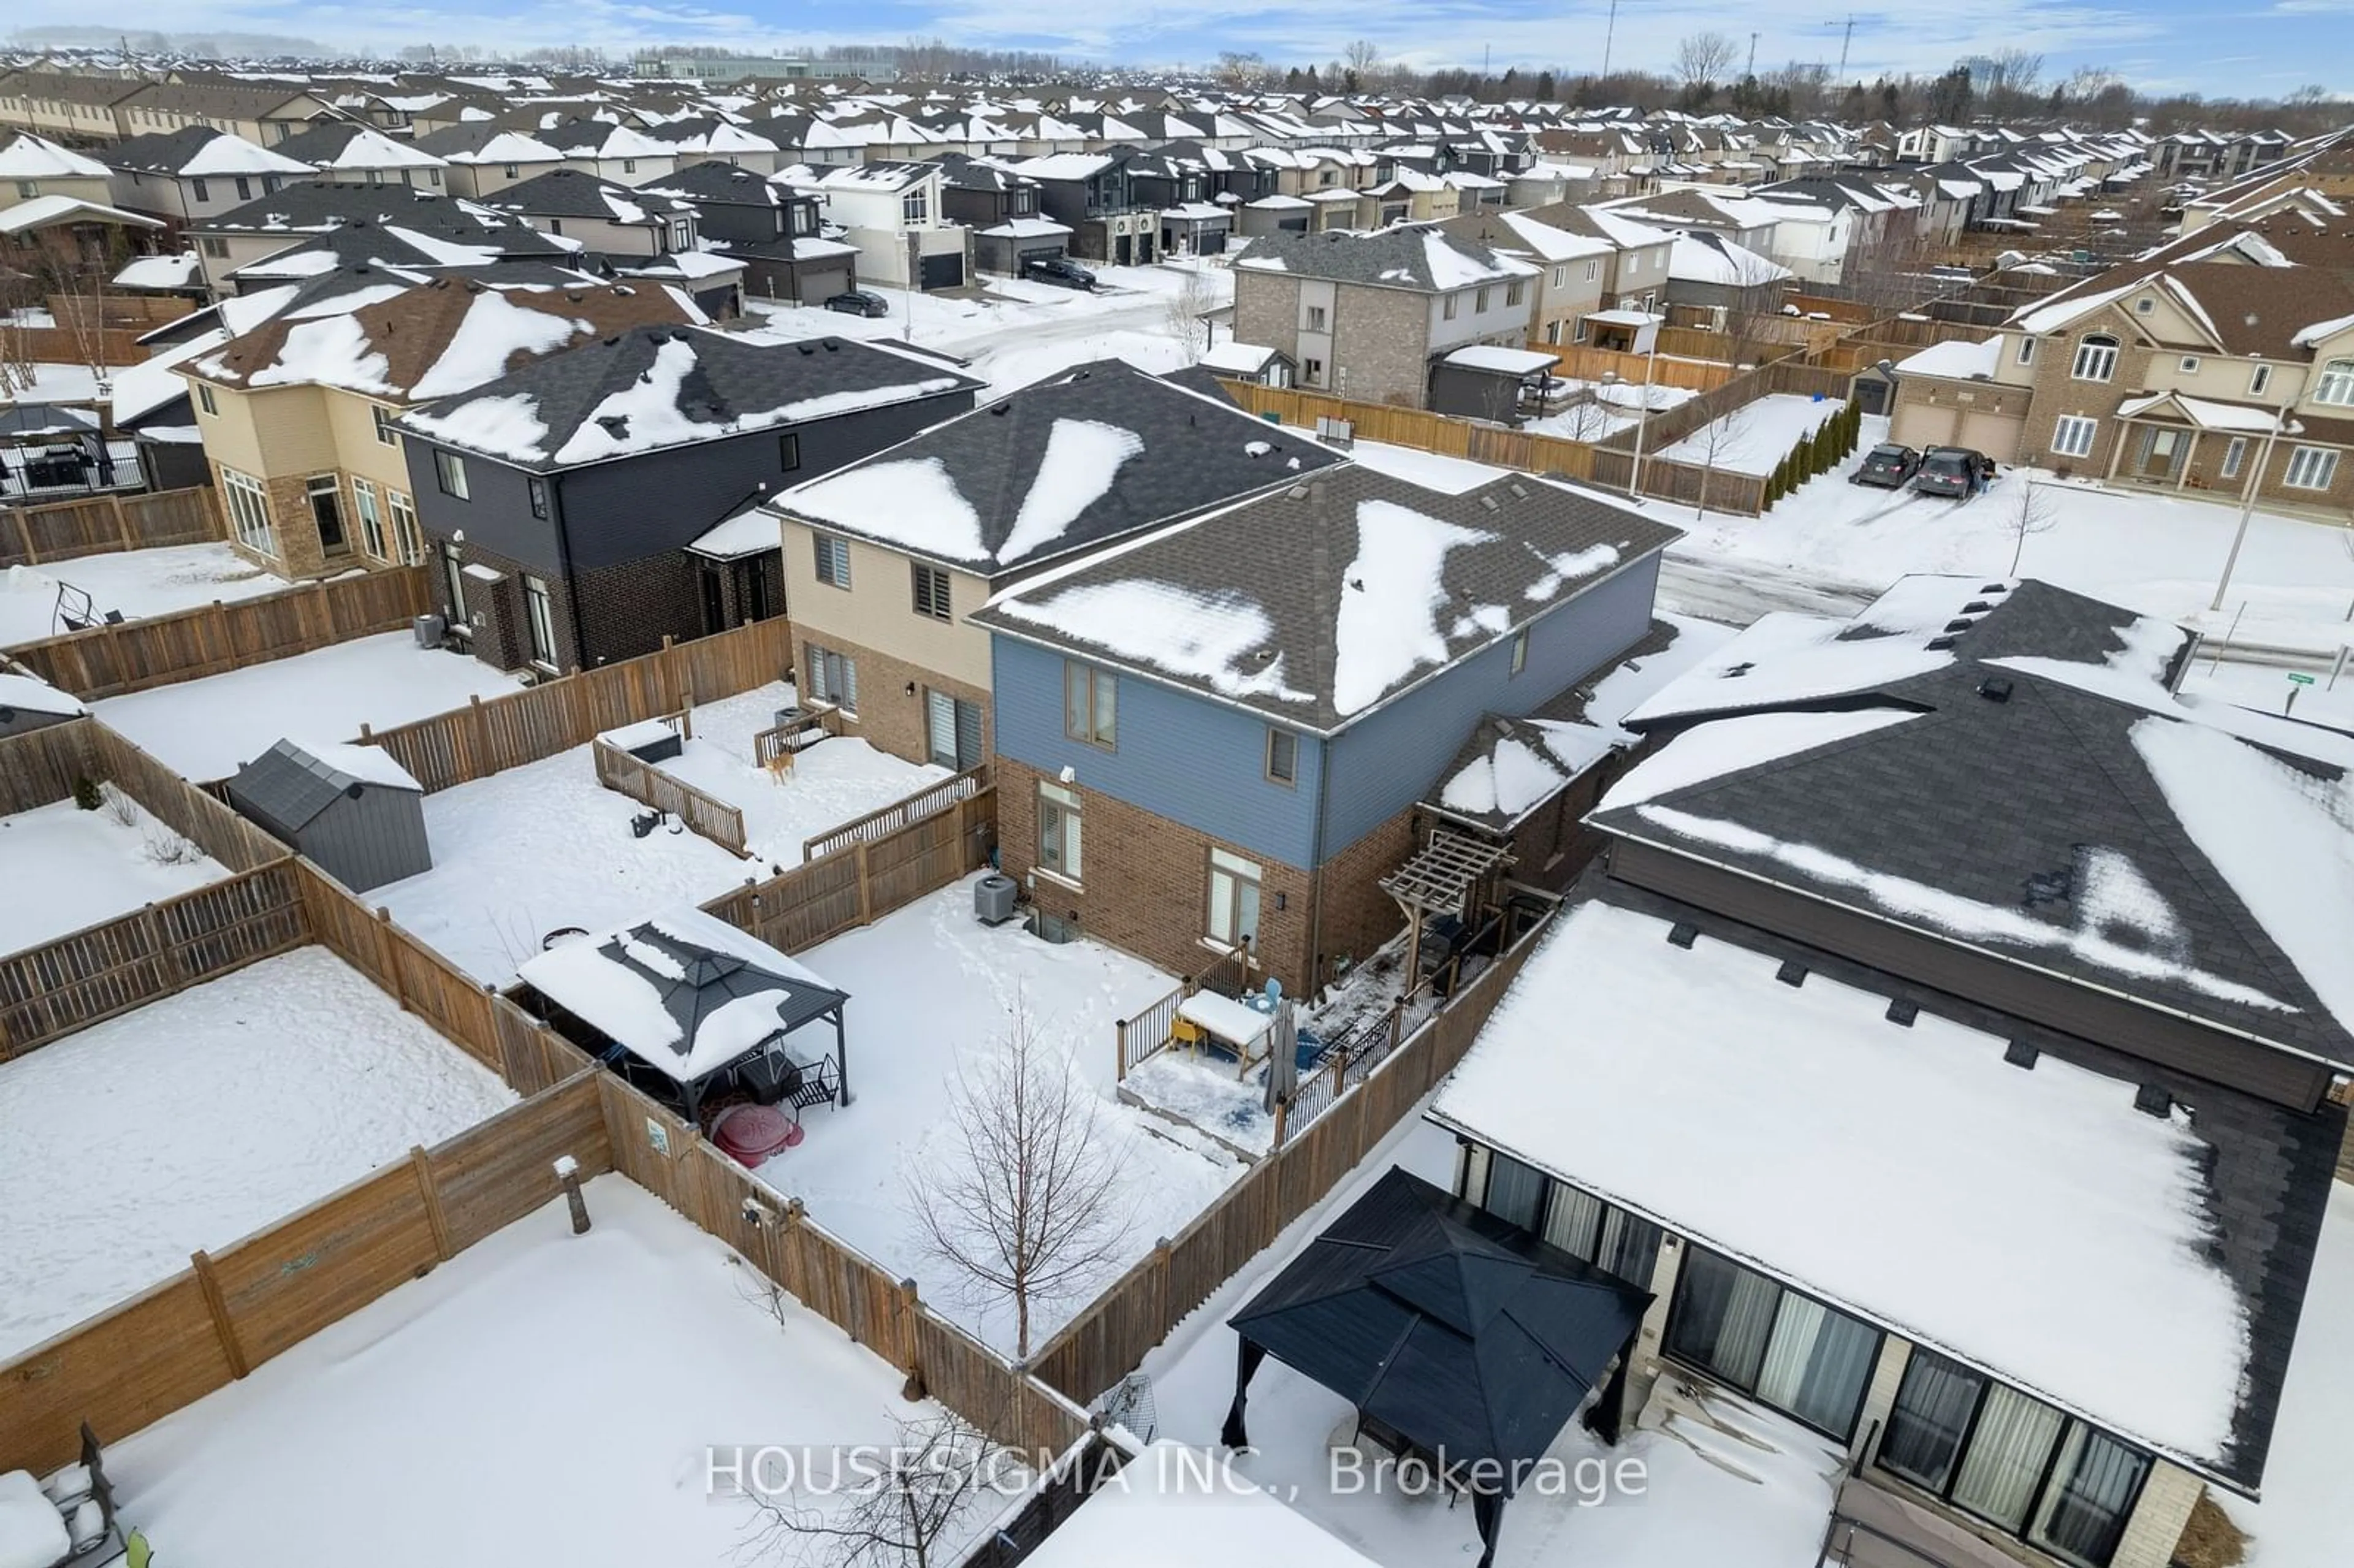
<box><xmin>712</xmin><ymin>1103</ymin><xmax>801</xmax><ymax>1167</ymax></box>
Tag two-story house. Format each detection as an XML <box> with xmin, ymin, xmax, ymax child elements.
<box><xmin>764</xmin><ymin>358</ymin><xmax>1346</xmax><ymax>769</ymax></box>
<box><xmin>268</xmin><ymin>121</ymin><xmax>454</xmax><ymax>192</ymax></box>
<box><xmin>397</xmin><ymin>325</ymin><xmax>983</xmax><ymax>673</ymax></box>
<box><xmin>929</xmin><ymin>154</ymin><xmax>1070</xmax><ymax>277</ymax></box>
<box><xmin>1231</xmin><ymin>227</ymin><xmax>1539</xmax><ymax>406</ymax></box>
<box><xmin>541</xmin><ymin>118</ymin><xmax>679</xmax><ymax>185</ymax></box>
<box><xmin>1435</xmin><ymin>204</ymin><xmax>1617</xmax><ymax>349</ymax></box>
<box><xmin>641</xmin><ymin>116</ymin><xmax>787</xmax><ymax>175</ymax></box>
<box><xmin>0</xmin><ymin>70</ymin><xmax>139</xmax><ymax>147</ymax></box>
<box><xmin>778</xmin><ymin>160</ymin><xmax>970</xmax><ymax>291</ymax></box>
<box><xmin>1433</xmin><ymin>576</ymin><xmax>2348</xmax><ymax>1568</ymax></box>
<box><xmin>182</xmin><ymin>268</ymin><xmax>695</xmax><ymax>579</ymax></box>
<box><xmin>982</xmin><ymin>151</ymin><xmax>1157</xmax><ymax>266</ymax></box>
<box><xmin>104</xmin><ymin>126</ymin><xmax>314</xmax><ymax>230</ymax></box>
<box><xmin>410</xmin><ymin>126</ymin><xmax>569</xmax><ymax>200</ymax></box>
<box><xmin>638</xmin><ymin>160</ymin><xmax>859</xmax><ymax>305</ymax></box>
<box><xmin>967</xmin><ymin>462</ymin><xmax>1679</xmax><ymax>994</ymax></box>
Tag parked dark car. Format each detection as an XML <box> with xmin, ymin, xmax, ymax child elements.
<box><xmin>1851</xmin><ymin>443</ymin><xmax>1922</xmax><ymax>488</ymax></box>
<box><xmin>1913</xmin><ymin>446</ymin><xmax>1992</xmax><ymax>499</ymax></box>
<box><xmin>1023</xmin><ymin>256</ymin><xmax>1097</xmax><ymax>291</ymax></box>
<box><xmin>823</xmin><ymin>289</ymin><xmax>889</xmax><ymax>318</ymax></box>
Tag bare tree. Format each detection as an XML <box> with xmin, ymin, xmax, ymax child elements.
<box><xmin>1673</xmin><ymin>31</ymin><xmax>1740</xmax><ymax>90</ymax></box>
<box><xmin>905</xmin><ymin>1002</ymin><xmax>1131</xmax><ymax>1358</ymax></box>
<box><xmin>2005</xmin><ymin>476</ymin><xmax>2057</xmax><ymax>575</ymax></box>
<box><xmin>1215</xmin><ymin>51</ymin><xmax>1265</xmax><ymax>90</ymax></box>
<box><xmin>1686</xmin><ymin>404</ymin><xmax>1750</xmax><ymax>520</ymax></box>
<box><xmin>1343</xmin><ymin>40</ymin><xmax>1382</xmax><ymax>77</ymax></box>
<box><xmin>740</xmin><ymin>1408</ymin><xmax>1007</xmax><ymax>1568</ymax></box>
<box><xmin>1162</xmin><ymin>268</ymin><xmax>1217</xmax><ymax>360</ymax></box>
<box><xmin>1711</xmin><ymin>241</ymin><xmax>1793</xmax><ymax>373</ymax></box>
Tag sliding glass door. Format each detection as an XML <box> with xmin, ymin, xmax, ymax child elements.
<box><xmin>1663</xmin><ymin>1247</ymin><xmax>1881</xmax><ymax>1442</ymax></box>
<box><xmin>1472</xmin><ymin>1153</ymin><xmax>1663</xmax><ymax>1290</ymax></box>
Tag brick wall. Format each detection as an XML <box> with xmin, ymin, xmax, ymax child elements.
<box><xmin>570</xmin><ymin>552</ymin><xmax>709</xmax><ymax>668</ymax></box>
<box><xmin>1331</xmin><ymin>285</ymin><xmax>1439</xmax><ymax>408</ymax></box>
<box><xmin>797</xmin><ymin>628</ymin><xmax>991</xmax><ymax>769</ymax></box>
<box><xmin>2017</xmin><ymin>307</ymin><xmax>2151</xmax><ymax>476</ymax></box>
<box><xmin>1307</xmin><ymin>809</ymin><xmax>1416</xmax><ymax>985</ymax></box>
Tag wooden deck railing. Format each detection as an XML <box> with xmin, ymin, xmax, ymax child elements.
<box><xmin>802</xmin><ymin>762</ymin><xmax>988</xmax><ymax>862</ymax></box>
<box><xmin>590</xmin><ymin>735</ymin><xmax>749</xmax><ymax>858</ymax></box>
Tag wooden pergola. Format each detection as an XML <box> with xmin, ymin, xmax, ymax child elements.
<box><xmin>1379</xmin><ymin>828</ymin><xmax>1515</xmax><ymax>981</ymax></box>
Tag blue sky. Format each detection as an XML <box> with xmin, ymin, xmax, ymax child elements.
<box><xmin>16</xmin><ymin>0</ymin><xmax>2353</xmax><ymax>98</ymax></box>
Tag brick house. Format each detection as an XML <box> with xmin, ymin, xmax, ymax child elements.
<box><xmin>1230</xmin><ymin>227</ymin><xmax>1538</xmax><ymax>406</ymax></box>
<box><xmin>636</xmin><ymin>159</ymin><xmax>860</xmax><ymax>306</ymax></box>
<box><xmin>766</xmin><ymin>359</ymin><xmax>1344</xmax><ymax>769</ymax></box>
<box><xmin>1890</xmin><ymin>232</ymin><xmax>2354</xmax><ymax>514</ymax></box>
<box><xmin>967</xmin><ymin>463</ymin><xmax>1679</xmax><ymax>996</ymax></box>
<box><xmin>1433</xmin><ymin>577</ymin><xmax>2349</xmax><ymax>1568</ymax></box>
<box><xmin>181</xmin><ymin>269</ymin><xmax>698</xmax><ymax>581</ymax></box>
<box><xmin>397</xmin><ymin>325</ymin><xmax>981</xmax><ymax>674</ymax></box>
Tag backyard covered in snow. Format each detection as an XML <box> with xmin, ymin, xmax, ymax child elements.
<box><xmin>1656</xmin><ymin>392</ymin><xmax>1846</xmax><ymax>477</ymax></box>
<box><xmin>1</xmin><ymin>546</ymin><xmax>286</xmax><ymax>649</ymax></box>
<box><xmin>0</xmin><ymin>789</ymin><xmax>233</xmax><ymax>954</ymax></box>
<box><xmin>96</xmin><ymin>633</ymin><xmax>527</xmax><ymax>781</ymax></box>
<box><xmin>1134</xmin><ymin>1118</ymin><xmax>1848</xmax><ymax>1568</ymax></box>
<box><xmin>0</xmin><ymin>946</ymin><xmax>515</xmax><ymax>1360</ymax></box>
<box><xmin>107</xmin><ymin>1178</ymin><xmax>972</xmax><ymax>1568</ymax></box>
<box><xmin>742</xmin><ymin>875</ymin><xmax>1246</xmax><ymax>1355</ymax></box>
<box><xmin>367</xmin><ymin>684</ymin><xmax>950</xmax><ymax>985</ymax></box>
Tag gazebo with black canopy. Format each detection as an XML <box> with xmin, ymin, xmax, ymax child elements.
<box><xmin>517</xmin><ymin>905</ymin><xmax>851</xmax><ymax>1125</ymax></box>
<box><xmin>1219</xmin><ymin>1167</ymin><xmax>1651</xmax><ymax>1568</ymax></box>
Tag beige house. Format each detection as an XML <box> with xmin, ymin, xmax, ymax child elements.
<box><xmin>1891</xmin><ymin>237</ymin><xmax>2354</xmax><ymax>516</ymax></box>
<box><xmin>1437</xmin><ymin>204</ymin><xmax>1617</xmax><ymax>349</ymax></box>
<box><xmin>182</xmin><ymin>273</ymin><xmax>698</xmax><ymax>579</ymax></box>
<box><xmin>110</xmin><ymin>80</ymin><xmax>337</xmax><ymax>147</ymax></box>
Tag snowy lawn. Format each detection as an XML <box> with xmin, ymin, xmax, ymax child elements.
<box><xmin>1524</xmin><ymin>378</ymin><xmax>1699</xmax><ymax>443</ymax></box>
<box><xmin>0</xmin><ymin>790</ymin><xmax>230</xmax><ymax>955</ymax></box>
<box><xmin>368</xmin><ymin>744</ymin><xmax>755</xmax><ymax>986</ymax></box>
<box><xmin>2179</xmin><ymin>657</ymin><xmax>2354</xmax><ymax>733</ymax></box>
<box><xmin>1</xmin><ymin>546</ymin><xmax>286</xmax><ymax>649</ymax></box>
<box><xmin>1677</xmin><ymin>414</ymin><xmax>2354</xmax><ymax>653</ymax></box>
<box><xmin>1657</xmin><ymin>392</ymin><xmax>1845</xmax><ymax>477</ymax></box>
<box><xmin>665</xmin><ymin>683</ymin><xmax>953</xmax><ymax>864</ymax></box>
<box><xmin>0</xmin><ymin>946</ymin><xmax>515</xmax><ymax>1360</ymax></box>
<box><xmin>95</xmin><ymin>632</ymin><xmax>527</xmax><ymax>781</ymax></box>
<box><xmin>2219</xmin><ymin>1183</ymin><xmax>2354</xmax><ymax>1567</ymax></box>
<box><xmin>109</xmin><ymin>1178</ymin><xmax>967</xmax><ymax>1568</ymax></box>
<box><xmin>747</xmin><ymin>877</ymin><xmax>1246</xmax><ymax>1355</ymax></box>
<box><xmin>1137</xmin><ymin>1116</ymin><xmax>1843</xmax><ymax>1568</ymax></box>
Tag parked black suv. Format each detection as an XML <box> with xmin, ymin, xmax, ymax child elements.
<box><xmin>1023</xmin><ymin>256</ymin><xmax>1098</xmax><ymax>291</ymax></box>
<box><xmin>1851</xmin><ymin>443</ymin><xmax>1922</xmax><ymax>488</ymax></box>
<box><xmin>1913</xmin><ymin>446</ymin><xmax>1994</xmax><ymax>499</ymax></box>
<box><xmin>822</xmin><ymin>289</ymin><xmax>890</xmax><ymax>318</ymax></box>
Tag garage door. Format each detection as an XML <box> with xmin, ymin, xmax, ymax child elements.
<box><xmin>919</xmin><ymin>251</ymin><xmax>965</xmax><ymax>290</ymax></box>
<box><xmin>1959</xmin><ymin>409</ymin><xmax>2025</xmax><ymax>464</ymax></box>
<box><xmin>1889</xmin><ymin>400</ymin><xmax>1958</xmax><ymax>453</ymax></box>
<box><xmin>798</xmin><ymin>266</ymin><xmax>850</xmax><ymax>303</ymax></box>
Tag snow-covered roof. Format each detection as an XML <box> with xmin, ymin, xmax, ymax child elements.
<box><xmin>1894</xmin><ymin>335</ymin><xmax>2002</xmax><ymax>381</ymax></box>
<box><xmin>2115</xmin><ymin>391</ymin><xmax>2282</xmax><ymax>433</ymax></box>
<box><xmin>110</xmin><ymin>252</ymin><xmax>202</xmax><ymax>291</ymax></box>
<box><xmin>0</xmin><ymin>672</ymin><xmax>86</xmax><ymax>718</ymax></box>
<box><xmin>1432</xmin><ymin>893</ymin><xmax>2264</xmax><ymax>1475</ymax></box>
<box><xmin>1441</xmin><ymin>344</ymin><xmax>1556</xmax><ymax>376</ymax></box>
<box><xmin>1197</xmin><ymin>340</ymin><xmax>1282</xmax><ymax>375</ymax></box>
<box><xmin>177</xmin><ymin>132</ymin><xmax>313</xmax><ymax>178</ymax></box>
<box><xmin>975</xmin><ymin>217</ymin><xmax>1073</xmax><ymax>238</ymax></box>
<box><xmin>0</xmin><ymin>194</ymin><xmax>163</xmax><ymax>235</ymax></box>
<box><xmin>0</xmin><ymin>132</ymin><xmax>112</xmax><ymax>181</ymax></box>
<box><xmin>687</xmin><ymin>506</ymin><xmax>782</xmax><ymax>560</ymax></box>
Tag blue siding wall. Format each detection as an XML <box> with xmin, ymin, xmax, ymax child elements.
<box><xmin>1321</xmin><ymin>552</ymin><xmax>1662</xmax><ymax>850</ymax></box>
<box><xmin>991</xmin><ymin>635</ymin><xmax>1323</xmax><ymax>867</ymax></box>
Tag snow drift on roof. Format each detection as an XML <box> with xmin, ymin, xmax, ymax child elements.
<box><xmin>999</xmin><ymin>419</ymin><xmax>1145</xmax><ymax>565</ymax></box>
<box><xmin>787</xmin><ymin>455</ymin><xmax>984</xmax><ymax>562</ymax></box>
<box><xmin>1335</xmin><ymin>499</ymin><xmax>1496</xmax><ymax>717</ymax></box>
<box><xmin>994</xmin><ymin>580</ymin><xmax>1311</xmax><ymax>705</ymax></box>
<box><xmin>409</xmin><ymin>290</ymin><xmax>587</xmax><ymax>402</ymax></box>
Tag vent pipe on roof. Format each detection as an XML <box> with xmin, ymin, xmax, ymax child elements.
<box><xmin>1977</xmin><ymin>677</ymin><xmax>2014</xmax><ymax>703</ymax></box>
<box><xmin>2134</xmin><ymin>1084</ymin><xmax>2175</xmax><ymax>1118</ymax></box>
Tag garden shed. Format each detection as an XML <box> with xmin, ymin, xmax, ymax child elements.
<box><xmin>0</xmin><ymin>673</ymin><xmax>86</xmax><ymax>739</ymax></box>
<box><xmin>226</xmin><ymin>739</ymin><xmax>429</xmax><ymax>891</ymax></box>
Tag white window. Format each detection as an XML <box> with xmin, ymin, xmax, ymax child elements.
<box><xmin>1572</xmin><ymin>319</ymin><xmax>1588</xmax><ymax>344</ymax></box>
<box><xmin>1305</xmin><ymin>304</ymin><xmax>1326</xmax><ymax>331</ymax></box>
<box><xmin>388</xmin><ymin>490</ymin><xmax>423</xmax><ymax>565</ymax></box>
<box><xmin>2285</xmin><ymin>445</ymin><xmax>2339</xmax><ymax>490</ymax></box>
<box><xmin>2134</xmin><ymin>295</ymin><xmax>2154</xmax><ymax>315</ymax></box>
<box><xmin>2070</xmin><ymin>335</ymin><xmax>2118</xmax><ymax>382</ymax></box>
<box><xmin>668</xmin><ymin>218</ymin><xmax>690</xmax><ymax>251</ymax></box>
<box><xmin>1064</xmin><ymin>661</ymin><xmax>1116</xmax><ymax>748</ymax></box>
<box><xmin>439</xmin><ymin>542</ymin><xmax>468</xmax><ymax>626</ymax></box>
<box><xmin>433</xmin><ymin>449</ymin><xmax>469</xmax><ymax>499</ymax></box>
<box><xmin>911</xmin><ymin>561</ymin><xmax>951</xmax><ymax>622</ymax></box>
<box><xmin>2315</xmin><ymin>359</ymin><xmax>2354</xmax><ymax>407</ymax></box>
<box><xmin>804</xmin><ymin>642</ymin><xmax>858</xmax><ymax>711</ymax></box>
<box><xmin>1505</xmin><ymin>280</ymin><xmax>1525</xmax><ymax>306</ymax></box>
<box><xmin>523</xmin><ymin>576</ymin><xmax>557</xmax><ymax>668</ymax></box>
<box><xmin>1544</xmin><ymin>320</ymin><xmax>1562</xmax><ymax>344</ymax></box>
<box><xmin>902</xmin><ymin>188</ymin><xmax>929</xmax><ymax>224</ymax></box>
<box><xmin>2015</xmin><ymin>337</ymin><xmax>2036</xmax><ymax>366</ymax></box>
<box><xmin>1038</xmin><ymin>781</ymin><xmax>1083</xmax><ymax>883</ymax></box>
<box><xmin>372</xmin><ymin>404</ymin><xmax>398</xmax><ymax>444</ymax></box>
<box><xmin>219</xmin><ymin>468</ymin><xmax>276</xmax><ymax>555</ymax></box>
<box><xmin>2179</xmin><ymin>356</ymin><xmax>2201</xmax><ymax>373</ymax></box>
<box><xmin>1584</xmin><ymin>258</ymin><xmax>1599</xmax><ymax>281</ymax></box>
<box><xmin>1552</xmin><ymin>265</ymin><xmax>1566</xmax><ymax>289</ymax></box>
<box><xmin>352</xmin><ymin>477</ymin><xmax>387</xmax><ymax>558</ymax></box>
<box><xmin>1205</xmin><ymin>847</ymin><xmax>1262</xmax><ymax>950</ymax></box>
<box><xmin>1474</xmin><ymin>286</ymin><xmax>1491</xmax><ymax>312</ymax></box>
<box><xmin>813</xmin><ymin>531</ymin><xmax>851</xmax><ymax>587</ymax></box>
<box><xmin>1442</xmin><ymin>294</ymin><xmax>1460</xmax><ymax>321</ymax></box>
<box><xmin>1302</xmin><ymin>356</ymin><xmax>1324</xmax><ymax>386</ymax></box>
<box><xmin>622</xmin><ymin>158</ymin><xmax>637</xmax><ymax>174</ymax></box>
<box><xmin>2249</xmin><ymin>363</ymin><xmax>2273</xmax><ymax>397</ymax></box>
<box><xmin>1265</xmin><ymin>727</ymin><xmax>1297</xmax><ymax>785</ymax></box>
<box><xmin>196</xmin><ymin>382</ymin><xmax>217</xmax><ymax>416</ymax></box>
<box><xmin>2052</xmin><ymin>417</ymin><xmax>2098</xmax><ymax>459</ymax></box>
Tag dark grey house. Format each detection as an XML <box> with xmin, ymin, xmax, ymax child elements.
<box><xmin>397</xmin><ymin>324</ymin><xmax>983</xmax><ymax>673</ymax></box>
<box><xmin>228</xmin><ymin>739</ymin><xmax>430</xmax><ymax>891</ymax></box>
<box><xmin>634</xmin><ymin>160</ymin><xmax>859</xmax><ymax>305</ymax></box>
<box><xmin>931</xmin><ymin>154</ymin><xmax>1068</xmax><ymax>277</ymax></box>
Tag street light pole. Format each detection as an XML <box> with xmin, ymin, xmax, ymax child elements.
<box><xmin>2210</xmin><ymin>416</ymin><xmax>2296</xmax><ymax>613</ymax></box>
<box><xmin>1626</xmin><ymin>332</ymin><xmax>1659</xmax><ymax>502</ymax></box>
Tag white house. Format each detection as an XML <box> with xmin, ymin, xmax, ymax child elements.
<box><xmin>778</xmin><ymin>161</ymin><xmax>970</xmax><ymax>291</ymax></box>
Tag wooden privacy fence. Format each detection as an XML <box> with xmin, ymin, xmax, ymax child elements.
<box><xmin>1219</xmin><ymin>382</ymin><xmax>1599</xmax><ymax>480</ymax></box>
<box><xmin>0</xmin><ymin>716</ymin><xmax>95</xmax><ymax>816</ymax></box>
<box><xmin>8</xmin><ymin>566</ymin><xmax>433</xmax><ymax>701</ymax></box>
<box><xmin>0</xmin><ymin>862</ymin><xmax>307</xmax><ymax>1058</ymax></box>
<box><xmin>707</xmin><ymin>785</ymin><xmax>997</xmax><ymax>953</ymax></box>
<box><xmin>1030</xmin><ymin>916</ymin><xmax>1552</xmax><ymax>1407</ymax></box>
<box><xmin>357</xmin><ymin>617</ymin><xmax>796</xmax><ymax>794</ymax></box>
<box><xmin>0</xmin><ymin>326</ymin><xmax>150</xmax><ymax>365</ymax></box>
<box><xmin>0</xmin><ymin>485</ymin><xmax>223</xmax><ymax>569</ymax></box>
<box><xmin>0</xmin><ymin>716</ymin><xmax>294</xmax><ymax>870</ymax></box>
<box><xmin>592</xmin><ymin>736</ymin><xmax>748</xmax><ymax>858</ymax></box>
<box><xmin>1532</xmin><ymin>342</ymin><xmax>1734</xmax><ymax>393</ymax></box>
<box><xmin>594</xmin><ymin>1071</ymin><xmax>1092</xmax><ymax>1460</ymax></box>
<box><xmin>0</xmin><ymin>1068</ymin><xmax>614</xmax><ymax>1475</ymax></box>
<box><xmin>804</xmin><ymin>763</ymin><xmax>988</xmax><ymax>862</ymax></box>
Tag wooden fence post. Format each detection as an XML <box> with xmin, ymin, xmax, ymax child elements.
<box><xmin>110</xmin><ymin>495</ymin><xmax>134</xmax><ymax>551</ymax></box>
<box><xmin>854</xmin><ymin>840</ymin><xmax>874</xmax><ymax>926</ymax></box>
<box><xmin>190</xmin><ymin>1249</ymin><xmax>250</xmax><ymax>1379</ymax></box>
<box><xmin>411</xmin><ymin>1146</ymin><xmax>455</xmax><ymax>1261</ymax></box>
<box><xmin>898</xmin><ymin>1277</ymin><xmax>927</xmax><ymax>1401</ymax></box>
<box><xmin>11</xmin><ymin>506</ymin><xmax>39</xmax><ymax>565</ymax></box>
<box><xmin>143</xmin><ymin>901</ymin><xmax>187</xmax><ymax>989</ymax></box>
<box><xmin>375</xmin><ymin>906</ymin><xmax>408</xmax><ymax>1010</ymax></box>
<box><xmin>468</xmin><ymin>695</ymin><xmax>492</xmax><ymax>775</ymax></box>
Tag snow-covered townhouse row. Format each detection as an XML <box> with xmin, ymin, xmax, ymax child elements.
<box><xmin>1888</xmin><ymin>225</ymin><xmax>2354</xmax><ymax>514</ymax></box>
<box><xmin>539</xmin><ymin>117</ymin><xmax>680</xmax><ymax>185</ymax></box>
<box><xmin>777</xmin><ymin>159</ymin><xmax>970</xmax><ymax>290</ymax></box>
<box><xmin>267</xmin><ymin>121</ymin><xmax>453</xmax><ymax>193</ymax></box>
<box><xmin>172</xmin><ymin>181</ymin><xmax>576</xmax><ymax>303</ymax></box>
<box><xmin>638</xmin><ymin>160</ymin><xmax>861</xmax><ymax>306</ymax></box>
<box><xmin>481</xmin><ymin>167</ymin><xmax>744</xmax><ymax>318</ymax></box>
<box><xmin>0</xmin><ymin>132</ymin><xmax>166</xmax><ymax>281</ymax></box>
<box><xmin>397</xmin><ymin>325</ymin><xmax>981</xmax><ymax>675</ymax></box>
<box><xmin>179</xmin><ymin>265</ymin><xmax>701</xmax><ymax>579</ymax></box>
<box><xmin>1433</xmin><ymin>202</ymin><xmax>1620</xmax><ymax>351</ymax></box>
<box><xmin>1430</xmin><ymin>577</ymin><xmax>2350</xmax><ymax>1568</ymax></box>
<box><xmin>102</xmin><ymin>126</ymin><xmax>316</xmax><ymax>232</ymax></box>
<box><xmin>764</xmin><ymin>359</ymin><xmax>1346</xmax><ymax>770</ymax></box>
<box><xmin>964</xmin><ymin>461</ymin><xmax>1682</xmax><ymax>999</ymax></box>
<box><xmin>637</xmin><ymin>115</ymin><xmax>789</xmax><ymax>177</ymax></box>
<box><xmin>409</xmin><ymin>126</ymin><xmax>570</xmax><ymax>201</ymax></box>
<box><xmin>1232</xmin><ymin>227</ymin><xmax>1539</xmax><ymax>406</ymax></box>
